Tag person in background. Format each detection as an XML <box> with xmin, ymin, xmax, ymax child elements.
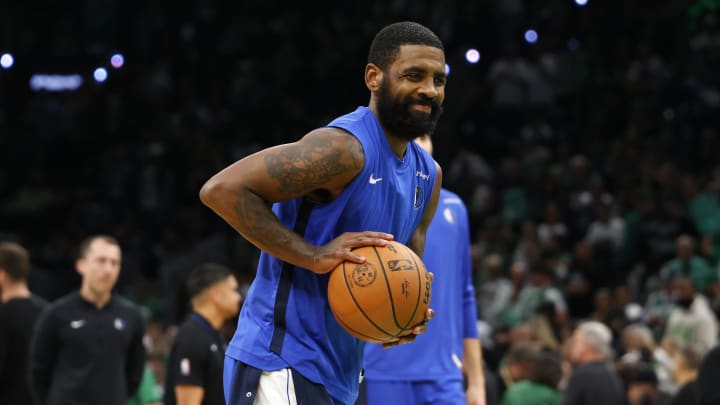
<box><xmin>661</xmin><ymin>275</ymin><xmax>718</xmax><ymax>357</ymax></box>
<box><xmin>501</xmin><ymin>349</ymin><xmax>562</xmax><ymax>405</ymax></box>
<box><xmin>164</xmin><ymin>263</ymin><xmax>241</xmax><ymax>405</ymax></box>
<box><xmin>561</xmin><ymin>321</ymin><xmax>624</xmax><ymax>405</ymax></box>
<box><xmin>0</xmin><ymin>241</ymin><xmax>48</xmax><ymax>405</ymax></box>
<box><xmin>29</xmin><ymin>235</ymin><xmax>146</xmax><ymax>405</ymax></box>
<box><xmin>660</xmin><ymin>234</ymin><xmax>717</xmax><ymax>296</ymax></box>
<box><xmin>359</xmin><ymin>134</ymin><xmax>485</xmax><ymax>405</ymax></box>
<box><xmin>668</xmin><ymin>346</ymin><xmax>703</xmax><ymax>405</ymax></box>
<box><xmin>496</xmin><ymin>343</ymin><xmax>538</xmax><ymax>400</ymax></box>
<box><xmin>624</xmin><ymin>363</ymin><xmax>672</xmax><ymax>405</ymax></box>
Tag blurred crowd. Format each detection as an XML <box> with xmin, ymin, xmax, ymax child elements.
<box><xmin>2</xmin><ymin>0</ymin><xmax>720</xmax><ymax>404</ymax></box>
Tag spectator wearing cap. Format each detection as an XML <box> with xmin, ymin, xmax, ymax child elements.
<box><xmin>562</xmin><ymin>321</ymin><xmax>624</xmax><ymax>405</ymax></box>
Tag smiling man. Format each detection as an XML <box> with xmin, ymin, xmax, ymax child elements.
<box><xmin>29</xmin><ymin>235</ymin><xmax>146</xmax><ymax>405</ymax></box>
<box><xmin>200</xmin><ymin>21</ymin><xmax>446</xmax><ymax>405</ymax></box>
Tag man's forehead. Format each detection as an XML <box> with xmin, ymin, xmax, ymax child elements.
<box><xmin>392</xmin><ymin>45</ymin><xmax>445</xmax><ymax>69</ymax></box>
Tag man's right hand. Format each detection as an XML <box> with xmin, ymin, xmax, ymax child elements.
<box><xmin>308</xmin><ymin>231</ymin><xmax>394</xmax><ymax>274</ymax></box>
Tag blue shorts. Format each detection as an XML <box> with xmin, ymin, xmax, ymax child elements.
<box><xmin>357</xmin><ymin>378</ymin><xmax>465</xmax><ymax>405</ymax></box>
<box><xmin>223</xmin><ymin>355</ymin><xmax>343</xmax><ymax>405</ymax></box>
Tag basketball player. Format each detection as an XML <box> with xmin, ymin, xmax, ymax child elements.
<box><xmin>200</xmin><ymin>21</ymin><xmax>445</xmax><ymax>405</ymax></box>
<box><xmin>358</xmin><ymin>135</ymin><xmax>486</xmax><ymax>405</ymax></box>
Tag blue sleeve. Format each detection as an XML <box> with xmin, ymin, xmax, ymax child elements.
<box><xmin>459</xmin><ymin>201</ymin><xmax>480</xmax><ymax>339</ymax></box>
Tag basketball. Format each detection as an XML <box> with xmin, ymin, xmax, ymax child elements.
<box><xmin>327</xmin><ymin>241</ymin><xmax>432</xmax><ymax>343</ymax></box>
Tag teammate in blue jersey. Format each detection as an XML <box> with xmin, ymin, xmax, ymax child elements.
<box><xmin>359</xmin><ymin>134</ymin><xmax>486</xmax><ymax>405</ymax></box>
<box><xmin>200</xmin><ymin>21</ymin><xmax>446</xmax><ymax>405</ymax></box>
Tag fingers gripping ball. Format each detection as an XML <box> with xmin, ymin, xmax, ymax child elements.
<box><xmin>327</xmin><ymin>241</ymin><xmax>432</xmax><ymax>343</ymax></box>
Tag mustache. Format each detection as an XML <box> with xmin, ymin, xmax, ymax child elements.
<box><xmin>410</xmin><ymin>97</ymin><xmax>440</xmax><ymax>110</ymax></box>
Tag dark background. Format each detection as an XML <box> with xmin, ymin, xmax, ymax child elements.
<box><xmin>1</xmin><ymin>0</ymin><xmax>719</xmax><ymax>324</ymax></box>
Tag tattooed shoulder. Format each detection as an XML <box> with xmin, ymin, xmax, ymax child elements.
<box><xmin>263</xmin><ymin>131</ymin><xmax>363</xmax><ymax>196</ymax></box>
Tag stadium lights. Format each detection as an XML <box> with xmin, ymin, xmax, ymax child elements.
<box><xmin>93</xmin><ymin>67</ymin><xmax>108</xmax><ymax>83</ymax></box>
<box><xmin>110</xmin><ymin>53</ymin><xmax>124</xmax><ymax>69</ymax></box>
<box><xmin>30</xmin><ymin>74</ymin><xmax>83</xmax><ymax>91</ymax></box>
<box><xmin>464</xmin><ymin>49</ymin><xmax>481</xmax><ymax>64</ymax></box>
<box><xmin>0</xmin><ymin>53</ymin><xmax>14</xmax><ymax>69</ymax></box>
<box><xmin>524</xmin><ymin>29</ymin><xmax>539</xmax><ymax>44</ymax></box>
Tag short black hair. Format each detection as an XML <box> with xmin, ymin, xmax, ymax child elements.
<box><xmin>529</xmin><ymin>350</ymin><xmax>563</xmax><ymax>389</ymax></box>
<box><xmin>505</xmin><ymin>343</ymin><xmax>537</xmax><ymax>365</ymax></box>
<box><xmin>77</xmin><ymin>234</ymin><xmax>120</xmax><ymax>259</ymax></box>
<box><xmin>0</xmin><ymin>242</ymin><xmax>30</xmax><ymax>281</ymax></box>
<box><xmin>186</xmin><ymin>263</ymin><xmax>233</xmax><ymax>298</ymax></box>
<box><xmin>368</xmin><ymin>21</ymin><xmax>444</xmax><ymax>71</ymax></box>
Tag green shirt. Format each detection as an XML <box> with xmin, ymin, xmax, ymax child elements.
<box><xmin>128</xmin><ymin>366</ymin><xmax>162</xmax><ymax>405</ymax></box>
<box><xmin>501</xmin><ymin>380</ymin><xmax>561</xmax><ymax>405</ymax></box>
<box><xmin>663</xmin><ymin>256</ymin><xmax>717</xmax><ymax>293</ymax></box>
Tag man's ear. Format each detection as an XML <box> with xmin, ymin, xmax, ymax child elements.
<box><xmin>365</xmin><ymin>63</ymin><xmax>383</xmax><ymax>92</ymax></box>
<box><xmin>75</xmin><ymin>258</ymin><xmax>84</xmax><ymax>276</ymax></box>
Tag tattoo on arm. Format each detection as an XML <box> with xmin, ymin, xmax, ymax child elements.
<box><xmin>264</xmin><ymin>136</ymin><xmax>357</xmax><ymax>196</ymax></box>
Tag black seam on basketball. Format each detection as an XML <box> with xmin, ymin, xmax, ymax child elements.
<box><xmin>374</xmin><ymin>245</ymin><xmax>405</xmax><ymax>333</ymax></box>
<box><xmin>341</xmin><ymin>256</ymin><xmax>397</xmax><ymax>339</ymax></box>
<box><xmin>332</xmin><ymin>307</ymin><xmax>395</xmax><ymax>343</ymax></box>
<box><xmin>402</xmin><ymin>244</ymin><xmax>423</xmax><ymax>329</ymax></box>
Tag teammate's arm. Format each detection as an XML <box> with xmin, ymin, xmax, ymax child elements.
<box><xmin>200</xmin><ymin>128</ymin><xmax>393</xmax><ymax>274</ymax></box>
<box><xmin>175</xmin><ymin>385</ymin><xmax>204</xmax><ymax>405</ymax></box>
<box><xmin>463</xmin><ymin>338</ymin><xmax>486</xmax><ymax>405</ymax></box>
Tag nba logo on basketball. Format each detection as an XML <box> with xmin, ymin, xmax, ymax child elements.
<box><xmin>388</xmin><ymin>259</ymin><xmax>414</xmax><ymax>271</ymax></box>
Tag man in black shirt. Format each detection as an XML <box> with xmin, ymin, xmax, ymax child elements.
<box><xmin>29</xmin><ymin>235</ymin><xmax>146</xmax><ymax>405</ymax></box>
<box><xmin>0</xmin><ymin>241</ymin><xmax>47</xmax><ymax>405</ymax></box>
<box><xmin>165</xmin><ymin>263</ymin><xmax>241</xmax><ymax>405</ymax></box>
<box><xmin>562</xmin><ymin>321</ymin><xmax>624</xmax><ymax>405</ymax></box>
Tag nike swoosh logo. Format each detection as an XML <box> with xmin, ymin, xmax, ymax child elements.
<box><xmin>70</xmin><ymin>320</ymin><xmax>86</xmax><ymax>329</ymax></box>
<box><xmin>369</xmin><ymin>174</ymin><xmax>382</xmax><ymax>184</ymax></box>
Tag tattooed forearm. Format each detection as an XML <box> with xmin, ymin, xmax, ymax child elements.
<box><xmin>263</xmin><ymin>136</ymin><xmax>360</xmax><ymax>196</ymax></box>
<box><xmin>233</xmin><ymin>188</ymin><xmax>304</xmax><ymax>251</ymax></box>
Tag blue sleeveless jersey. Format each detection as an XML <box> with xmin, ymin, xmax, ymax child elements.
<box><xmin>225</xmin><ymin>106</ymin><xmax>437</xmax><ymax>404</ymax></box>
<box><xmin>363</xmin><ymin>189</ymin><xmax>479</xmax><ymax>382</ymax></box>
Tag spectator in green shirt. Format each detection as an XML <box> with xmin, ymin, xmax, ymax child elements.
<box><xmin>501</xmin><ymin>349</ymin><xmax>562</xmax><ymax>405</ymax></box>
<box><xmin>660</xmin><ymin>234</ymin><xmax>717</xmax><ymax>295</ymax></box>
<box><xmin>128</xmin><ymin>365</ymin><xmax>162</xmax><ymax>405</ymax></box>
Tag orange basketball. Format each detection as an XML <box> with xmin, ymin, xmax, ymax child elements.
<box><xmin>327</xmin><ymin>241</ymin><xmax>431</xmax><ymax>343</ymax></box>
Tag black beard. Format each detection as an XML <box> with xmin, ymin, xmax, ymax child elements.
<box><xmin>376</xmin><ymin>81</ymin><xmax>443</xmax><ymax>141</ymax></box>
